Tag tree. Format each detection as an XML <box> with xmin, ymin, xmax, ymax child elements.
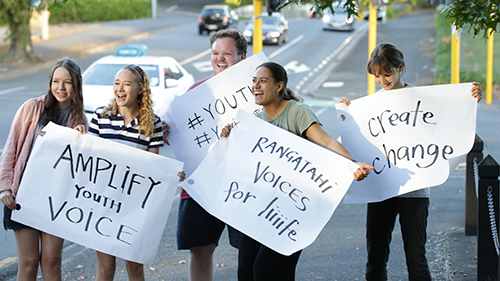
<box><xmin>442</xmin><ymin>0</ymin><xmax>499</xmax><ymax>39</ymax></box>
<box><xmin>0</xmin><ymin>0</ymin><xmax>70</xmax><ymax>64</ymax></box>
<box><xmin>0</xmin><ymin>0</ymin><xmax>40</xmax><ymax>63</ymax></box>
<box><xmin>274</xmin><ymin>0</ymin><xmax>359</xmax><ymax>17</ymax></box>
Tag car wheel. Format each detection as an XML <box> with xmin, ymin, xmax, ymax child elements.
<box><xmin>199</xmin><ymin>27</ymin><xmax>203</xmax><ymax>35</ymax></box>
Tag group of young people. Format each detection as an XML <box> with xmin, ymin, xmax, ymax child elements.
<box><xmin>0</xmin><ymin>26</ymin><xmax>482</xmax><ymax>281</ymax></box>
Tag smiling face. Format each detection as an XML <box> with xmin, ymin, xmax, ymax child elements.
<box><xmin>252</xmin><ymin>66</ymin><xmax>283</xmax><ymax>107</ymax></box>
<box><xmin>51</xmin><ymin>67</ymin><xmax>74</xmax><ymax>110</ymax></box>
<box><xmin>211</xmin><ymin>37</ymin><xmax>245</xmax><ymax>75</ymax></box>
<box><xmin>372</xmin><ymin>64</ymin><xmax>404</xmax><ymax>91</ymax></box>
<box><xmin>113</xmin><ymin>68</ymin><xmax>141</xmax><ymax>110</ymax></box>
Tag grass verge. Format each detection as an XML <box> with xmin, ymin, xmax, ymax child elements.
<box><xmin>434</xmin><ymin>9</ymin><xmax>499</xmax><ymax>90</ymax></box>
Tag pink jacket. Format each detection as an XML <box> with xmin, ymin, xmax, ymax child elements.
<box><xmin>0</xmin><ymin>96</ymin><xmax>86</xmax><ymax>197</ymax></box>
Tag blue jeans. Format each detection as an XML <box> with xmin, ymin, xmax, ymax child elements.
<box><xmin>365</xmin><ymin>197</ymin><xmax>431</xmax><ymax>281</ymax></box>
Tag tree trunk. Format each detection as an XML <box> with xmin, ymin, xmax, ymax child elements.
<box><xmin>2</xmin><ymin>1</ymin><xmax>40</xmax><ymax>64</ymax></box>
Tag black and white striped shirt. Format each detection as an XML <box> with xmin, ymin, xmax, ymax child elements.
<box><xmin>89</xmin><ymin>107</ymin><xmax>163</xmax><ymax>151</ymax></box>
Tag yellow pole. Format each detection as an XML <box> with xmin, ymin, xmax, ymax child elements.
<box><xmin>367</xmin><ymin>2</ymin><xmax>377</xmax><ymax>95</ymax></box>
<box><xmin>451</xmin><ymin>24</ymin><xmax>460</xmax><ymax>84</ymax></box>
<box><xmin>486</xmin><ymin>29</ymin><xmax>494</xmax><ymax>105</ymax></box>
<box><xmin>253</xmin><ymin>0</ymin><xmax>263</xmax><ymax>54</ymax></box>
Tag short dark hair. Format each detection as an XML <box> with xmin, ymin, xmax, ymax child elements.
<box><xmin>209</xmin><ymin>29</ymin><xmax>247</xmax><ymax>57</ymax></box>
<box><xmin>367</xmin><ymin>42</ymin><xmax>406</xmax><ymax>75</ymax></box>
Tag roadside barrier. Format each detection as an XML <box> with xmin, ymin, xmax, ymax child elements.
<box><xmin>466</xmin><ymin>134</ymin><xmax>500</xmax><ymax>280</ymax></box>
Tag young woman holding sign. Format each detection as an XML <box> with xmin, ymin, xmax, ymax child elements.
<box><xmin>75</xmin><ymin>64</ymin><xmax>184</xmax><ymax>281</ymax></box>
<box><xmin>0</xmin><ymin>58</ymin><xmax>88</xmax><ymax>280</ymax></box>
<box><xmin>338</xmin><ymin>42</ymin><xmax>482</xmax><ymax>281</ymax></box>
<box><xmin>220</xmin><ymin>61</ymin><xmax>373</xmax><ymax>280</ymax></box>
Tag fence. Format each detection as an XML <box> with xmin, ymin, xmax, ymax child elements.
<box><xmin>466</xmin><ymin>134</ymin><xmax>500</xmax><ymax>280</ymax></box>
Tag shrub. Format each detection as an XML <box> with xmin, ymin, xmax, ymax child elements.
<box><xmin>48</xmin><ymin>0</ymin><xmax>151</xmax><ymax>24</ymax></box>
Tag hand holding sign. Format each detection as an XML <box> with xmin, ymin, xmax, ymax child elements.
<box><xmin>13</xmin><ymin>122</ymin><xmax>184</xmax><ymax>265</ymax></box>
<box><xmin>336</xmin><ymin>83</ymin><xmax>478</xmax><ymax>204</ymax></box>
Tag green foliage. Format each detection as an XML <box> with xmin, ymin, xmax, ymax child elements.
<box><xmin>442</xmin><ymin>0</ymin><xmax>499</xmax><ymax>39</ymax></box>
<box><xmin>434</xmin><ymin>11</ymin><xmax>451</xmax><ymax>84</ymax></box>
<box><xmin>434</xmin><ymin>9</ymin><xmax>500</xmax><ymax>86</ymax></box>
<box><xmin>48</xmin><ymin>0</ymin><xmax>151</xmax><ymax>24</ymax></box>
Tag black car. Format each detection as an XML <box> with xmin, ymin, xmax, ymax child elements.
<box><xmin>243</xmin><ymin>13</ymin><xmax>289</xmax><ymax>45</ymax></box>
<box><xmin>198</xmin><ymin>5</ymin><xmax>239</xmax><ymax>35</ymax></box>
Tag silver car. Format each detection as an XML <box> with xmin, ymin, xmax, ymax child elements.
<box><xmin>322</xmin><ymin>5</ymin><xmax>356</xmax><ymax>32</ymax></box>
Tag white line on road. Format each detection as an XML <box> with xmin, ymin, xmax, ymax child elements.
<box><xmin>315</xmin><ymin>107</ymin><xmax>328</xmax><ymax>117</ymax></box>
<box><xmin>165</xmin><ymin>5</ymin><xmax>178</xmax><ymax>13</ymax></box>
<box><xmin>268</xmin><ymin>35</ymin><xmax>304</xmax><ymax>60</ymax></box>
<box><xmin>0</xmin><ymin>86</ymin><xmax>27</xmax><ymax>95</ymax></box>
<box><xmin>179</xmin><ymin>49</ymin><xmax>212</xmax><ymax>66</ymax></box>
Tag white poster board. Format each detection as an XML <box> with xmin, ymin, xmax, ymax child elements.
<box><xmin>336</xmin><ymin>83</ymin><xmax>477</xmax><ymax>204</ymax></box>
<box><xmin>12</xmin><ymin>123</ymin><xmax>184</xmax><ymax>265</ymax></box>
<box><xmin>184</xmin><ymin>110</ymin><xmax>359</xmax><ymax>256</ymax></box>
<box><xmin>158</xmin><ymin>52</ymin><xmax>268</xmax><ymax>175</ymax></box>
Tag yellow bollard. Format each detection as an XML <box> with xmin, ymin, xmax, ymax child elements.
<box><xmin>253</xmin><ymin>0</ymin><xmax>263</xmax><ymax>54</ymax></box>
<box><xmin>367</xmin><ymin>2</ymin><xmax>377</xmax><ymax>95</ymax></box>
<box><xmin>486</xmin><ymin>29</ymin><xmax>494</xmax><ymax>105</ymax></box>
<box><xmin>451</xmin><ymin>24</ymin><xmax>460</xmax><ymax>84</ymax></box>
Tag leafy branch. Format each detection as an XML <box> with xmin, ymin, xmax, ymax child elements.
<box><xmin>442</xmin><ymin>0</ymin><xmax>499</xmax><ymax>39</ymax></box>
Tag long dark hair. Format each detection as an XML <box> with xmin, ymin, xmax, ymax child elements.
<box><xmin>257</xmin><ymin>62</ymin><xmax>303</xmax><ymax>102</ymax></box>
<box><xmin>40</xmin><ymin>58</ymin><xmax>86</xmax><ymax>126</ymax></box>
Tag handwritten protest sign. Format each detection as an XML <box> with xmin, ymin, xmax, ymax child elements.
<box><xmin>12</xmin><ymin>122</ymin><xmax>184</xmax><ymax>265</ymax></box>
<box><xmin>336</xmin><ymin>83</ymin><xmax>477</xmax><ymax>204</ymax></box>
<box><xmin>158</xmin><ymin>52</ymin><xmax>267</xmax><ymax>175</ymax></box>
<box><xmin>184</xmin><ymin>110</ymin><xmax>359</xmax><ymax>256</ymax></box>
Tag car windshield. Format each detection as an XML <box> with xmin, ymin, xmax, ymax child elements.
<box><xmin>262</xmin><ymin>17</ymin><xmax>278</xmax><ymax>25</ymax></box>
<box><xmin>203</xmin><ymin>8</ymin><xmax>224</xmax><ymax>17</ymax></box>
<box><xmin>83</xmin><ymin>64</ymin><xmax>160</xmax><ymax>87</ymax></box>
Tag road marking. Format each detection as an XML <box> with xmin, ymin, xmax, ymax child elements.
<box><xmin>165</xmin><ymin>5</ymin><xmax>178</xmax><ymax>13</ymax></box>
<box><xmin>192</xmin><ymin>61</ymin><xmax>212</xmax><ymax>73</ymax></box>
<box><xmin>295</xmin><ymin>22</ymin><xmax>369</xmax><ymax>95</ymax></box>
<box><xmin>0</xmin><ymin>86</ymin><xmax>27</xmax><ymax>95</ymax></box>
<box><xmin>314</xmin><ymin>107</ymin><xmax>328</xmax><ymax>117</ymax></box>
<box><xmin>179</xmin><ymin>49</ymin><xmax>211</xmax><ymax>66</ymax></box>
<box><xmin>322</xmin><ymin>81</ymin><xmax>344</xmax><ymax>88</ymax></box>
<box><xmin>0</xmin><ymin>256</ymin><xmax>18</xmax><ymax>271</ymax></box>
<box><xmin>268</xmin><ymin>34</ymin><xmax>304</xmax><ymax>60</ymax></box>
<box><xmin>304</xmin><ymin>99</ymin><xmax>341</xmax><ymax>108</ymax></box>
<box><xmin>283</xmin><ymin>61</ymin><xmax>310</xmax><ymax>74</ymax></box>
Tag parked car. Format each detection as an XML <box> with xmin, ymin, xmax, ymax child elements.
<box><xmin>82</xmin><ymin>44</ymin><xmax>194</xmax><ymax>119</ymax></box>
<box><xmin>243</xmin><ymin>13</ymin><xmax>289</xmax><ymax>45</ymax></box>
<box><xmin>322</xmin><ymin>5</ymin><xmax>356</xmax><ymax>31</ymax></box>
<box><xmin>198</xmin><ymin>5</ymin><xmax>239</xmax><ymax>35</ymax></box>
<box><xmin>364</xmin><ymin>6</ymin><xmax>386</xmax><ymax>21</ymax></box>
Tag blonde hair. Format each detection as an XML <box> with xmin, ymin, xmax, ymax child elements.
<box><xmin>102</xmin><ymin>65</ymin><xmax>156</xmax><ymax>137</ymax></box>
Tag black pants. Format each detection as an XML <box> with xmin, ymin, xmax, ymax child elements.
<box><xmin>365</xmin><ymin>197</ymin><xmax>431</xmax><ymax>281</ymax></box>
<box><xmin>238</xmin><ymin>234</ymin><xmax>302</xmax><ymax>281</ymax></box>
